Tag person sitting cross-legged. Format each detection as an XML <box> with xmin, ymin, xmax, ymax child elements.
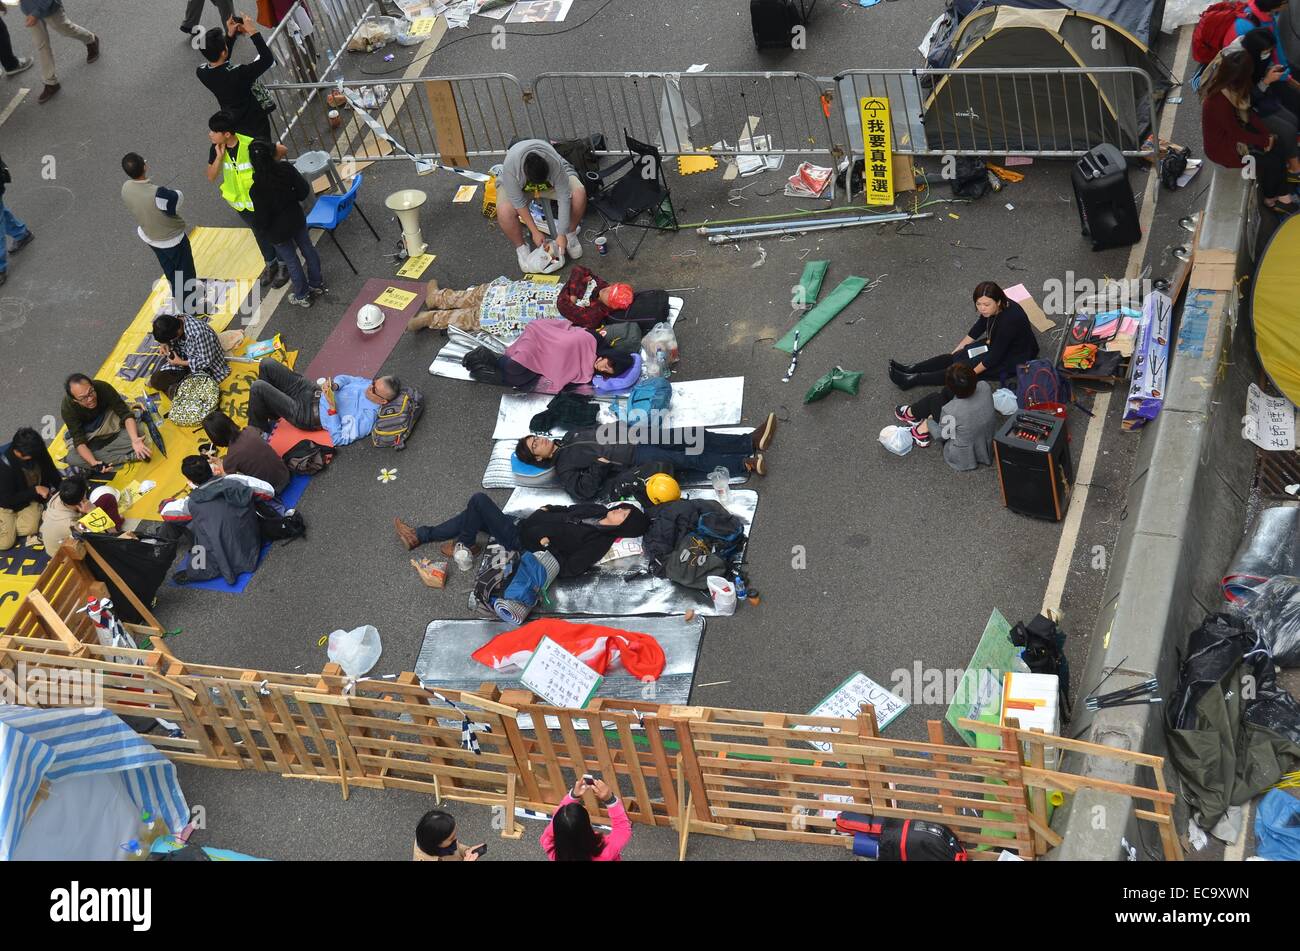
<box><xmin>60</xmin><ymin>374</ymin><xmax>152</xmax><ymax>473</ymax></box>
<box><xmin>246</xmin><ymin>358</ymin><xmax>398</xmax><ymax>446</ymax></box>
<box><xmin>0</xmin><ymin>427</ymin><xmax>61</xmax><ymax>550</ymax></box>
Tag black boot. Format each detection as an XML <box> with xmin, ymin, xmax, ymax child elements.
<box><xmin>888</xmin><ymin>365</ymin><xmax>921</xmax><ymax>390</ymax></box>
<box><xmin>889</xmin><ymin>359</ymin><xmax>916</xmax><ymax>374</ymax></box>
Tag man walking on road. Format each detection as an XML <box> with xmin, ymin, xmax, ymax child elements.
<box><xmin>206</xmin><ymin>110</ymin><xmax>288</xmax><ymax>289</ymax></box>
<box><xmin>20</xmin><ymin>0</ymin><xmax>99</xmax><ymax>105</ymax></box>
<box><xmin>181</xmin><ymin>0</ymin><xmax>234</xmax><ymax>36</ymax></box>
<box><xmin>0</xmin><ymin>152</ymin><xmax>34</xmax><ymax>288</ymax></box>
<box><xmin>0</xmin><ymin>10</ymin><xmax>34</xmax><ymax>79</ymax></box>
<box><xmin>121</xmin><ymin>152</ymin><xmax>199</xmax><ymax>316</ymax></box>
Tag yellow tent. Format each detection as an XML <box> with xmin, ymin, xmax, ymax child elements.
<box><xmin>1253</xmin><ymin>214</ymin><xmax>1300</xmax><ymax>406</ymax></box>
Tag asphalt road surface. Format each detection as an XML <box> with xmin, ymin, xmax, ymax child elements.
<box><xmin>0</xmin><ymin>0</ymin><xmax>1206</xmax><ymax>860</ymax></box>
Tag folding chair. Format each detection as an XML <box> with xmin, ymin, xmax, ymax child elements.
<box><xmin>589</xmin><ymin>131</ymin><xmax>679</xmax><ymax>260</ymax></box>
<box><xmin>305</xmin><ymin>171</ymin><xmax>380</xmax><ymax>274</ymax></box>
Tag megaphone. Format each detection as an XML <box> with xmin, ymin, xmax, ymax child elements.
<box><xmin>385</xmin><ymin>188</ymin><xmax>427</xmax><ymax>258</ymax></box>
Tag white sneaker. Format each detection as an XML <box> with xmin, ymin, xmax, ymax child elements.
<box><xmin>565</xmin><ymin>231</ymin><xmax>583</xmax><ymax>259</ymax></box>
<box><xmin>453</xmin><ymin>544</ymin><xmax>474</xmax><ymax>572</ymax></box>
<box><xmin>3</xmin><ymin>58</ymin><xmax>33</xmax><ymax>79</ymax></box>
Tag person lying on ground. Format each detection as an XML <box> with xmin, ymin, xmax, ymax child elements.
<box><xmin>541</xmin><ymin>776</ymin><xmax>631</xmax><ymax>862</ymax></box>
<box><xmin>394</xmin><ymin>492</ymin><xmax>650</xmax><ymax>573</ymax></box>
<box><xmin>0</xmin><ymin>427</ymin><xmax>61</xmax><ymax>550</ymax></box>
<box><xmin>406</xmin><ymin>270</ymin><xmax>640</xmax><ymax>335</ymax></box>
<box><xmin>515</xmin><ymin>413</ymin><xmax>778</xmax><ymax>502</ymax></box>
<box><xmin>413</xmin><ymin>809</ymin><xmax>484</xmax><ymax>862</ymax></box>
<box><xmin>60</xmin><ymin>374</ymin><xmax>152</xmax><ymax>471</ymax></box>
<box><xmin>161</xmin><ymin>454</ymin><xmax>274</xmax><ymax>585</ymax></box>
<box><xmin>888</xmin><ymin>281</ymin><xmax>1038</xmax><ymax>391</ymax></box>
<box><xmin>496</xmin><ymin>317</ymin><xmax>634</xmax><ymax>392</ymax></box>
<box><xmin>246</xmin><ymin>358</ymin><xmax>399</xmax><ymax>446</ymax></box>
<box><xmin>149</xmin><ymin>314</ymin><xmax>232</xmax><ymax>395</ymax></box>
<box><xmin>892</xmin><ymin>363</ymin><xmax>998</xmax><ymax>465</ymax></box>
<box><xmin>497</xmin><ymin>138</ymin><xmax>588</xmax><ymax>273</ymax></box>
<box><xmin>1201</xmin><ymin>49</ymin><xmax>1299</xmax><ymax>213</ymax></box>
<box><xmin>202</xmin><ymin>408</ymin><xmax>290</xmax><ymax>494</ymax></box>
<box><xmin>39</xmin><ymin>476</ymin><xmax>125</xmax><ymax>553</ymax></box>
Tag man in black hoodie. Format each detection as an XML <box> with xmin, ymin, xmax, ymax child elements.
<box><xmin>394</xmin><ymin>494</ymin><xmax>650</xmax><ymax>577</ymax></box>
<box><xmin>0</xmin><ymin>427</ymin><xmax>61</xmax><ymax>550</ymax></box>
<box><xmin>196</xmin><ymin>13</ymin><xmax>274</xmax><ymax>143</ymax></box>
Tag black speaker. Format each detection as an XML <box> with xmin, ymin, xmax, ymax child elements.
<box><xmin>994</xmin><ymin>412</ymin><xmax>1074</xmax><ymax>522</ymax></box>
<box><xmin>1071</xmin><ymin>143</ymin><xmax>1141</xmax><ymax>252</ymax></box>
<box><xmin>751</xmin><ymin>0</ymin><xmax>805</xmax><ymax>50</ymax></box>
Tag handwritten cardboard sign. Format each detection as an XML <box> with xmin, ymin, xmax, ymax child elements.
<box><xmin>520</xmin><ymin>636</ymin><xmax>603</xmax><ymax>709</ymax></box>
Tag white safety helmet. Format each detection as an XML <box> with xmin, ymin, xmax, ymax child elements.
<box><xmin>357</xmin><ymin>304</ymin><xmax>386</xmax><ymax>335</ymax></box>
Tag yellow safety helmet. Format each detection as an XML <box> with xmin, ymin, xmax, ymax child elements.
<box><xmin>644</xmin><ymin>473</ymin><xmax>681</xmax><ymax>506</ymax></box>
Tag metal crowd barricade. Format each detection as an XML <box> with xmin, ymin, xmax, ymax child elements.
<box><xmin>266</xmin><ymin>74</ymin><xmax>534</xmax><ymax>165</ymax></box>
<box><xmin>833</xmin><ymin>67</ymin><xmax>1158</xmax><ymax>163</ymax></box>
<box><xmin>531</xmin><ymin>71</ymin><xmax>840</xmax><ymax>168</ymax></box>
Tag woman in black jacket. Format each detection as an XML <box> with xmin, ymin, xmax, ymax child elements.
<box><xmin>248</xmin><ymin>139</ymin><xmax>325</xmax><ymax>308</ymax></box>
<box><xmin>0</xmin><ymin>427</ymin><xmax>61</xmax><ymax>550</ymax></box>
<box><xmin>888</xmin><ymin>280</ymin><xmax>1038</xmax><ymax>391</ymax></box>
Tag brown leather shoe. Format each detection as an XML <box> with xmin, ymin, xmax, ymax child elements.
<box><xmin>37</xmin><ymin>83</ymin><xmax>60</xmax><ymax>104</ymax></box>
<box><xmin>743</xmin><ymin>453</ymin><xmax>767</xmax><ymax>477</ymax></box>
<box><xmin>87</xmin><ymin>36</ymin><xmax>100</xmax><ymax>63</ymax></box>
<box><xmin>752</xmin><ymin>412</ymin><xmax>777</xmax><ymax>452</ymax></box>
<box><xmin>394</xmin><ymin>517</ymin><xmax>419</xmax><ymax>550</ymax></box>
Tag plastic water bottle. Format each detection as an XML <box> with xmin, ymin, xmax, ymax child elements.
<box><xmin>656</xmin><ymin>349</ymin><xmax>670</xmax><ymax>381</ymax></box>
<box><xmin>121</xmin><ymin>839</ymin><xmax>144</xmax><ymax>858</ymax></box>
<box><xmin>733</xmin><ymin>571</ymin><xmax>747</xmax><ymax>600</ymax></box>
<box><xmin>710</xmin><ymin>466</ymin><xmax>730</xmax><ymax>503</ymax></box>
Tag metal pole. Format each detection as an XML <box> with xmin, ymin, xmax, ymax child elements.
<box><xmin>704</xmin><ymin>212</ymin><xmax>931</xmax><ymax>242</ymax></box>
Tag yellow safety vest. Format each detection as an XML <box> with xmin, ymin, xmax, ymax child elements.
<box><xmin>218</xmin><ymin>134</ymin><xmax>256</xmax><ymax>212</ymax></box>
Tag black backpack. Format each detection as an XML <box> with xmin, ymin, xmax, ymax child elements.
<box><xmin>950</xmin><ymin>157</ymin><xmax>990</xmax><ymax>200</ymax></box>
<box><xmin>1160</xmin><ymin>144</ymin><xmax>1192</xmax><ymax>191</ymax></box>
<box><xmin>1009</xmin><ymin>613</ymin><xmax>1072</xmax><ymax>720</ymax></box>
<box><xmin>281</xmin><ymin>439</ymin><xmax>335</xmax><ymax>475</ymax></box>
<box><xmin>470</xmin><ymin>545</ymin><xmax>519</xmax><ymax>616</ymax></box>
<box><xmin>255</xmin><ymin>499</ymin><xmax>306</xmax><ymax>543</ymax></box>
<box><xmin>695</xmin><ymin>510</ymin><xmax>746</xmax><ymax>561</ymax></box>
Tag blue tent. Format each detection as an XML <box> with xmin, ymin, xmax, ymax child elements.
<box><xmin>0</xmin><ymin>705</ymin><xmax>189</xmax><ymax>860</ymax></box>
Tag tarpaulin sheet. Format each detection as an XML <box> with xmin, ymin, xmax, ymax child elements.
<box><xmin>415</xmin><ymin>614</ymin><xmax>706</xmax><ymax>707</ymax></box>
<box><xmin>429</xmin><ymin>296</ymin><xmax>684</xmax><ymax>382</ymax></box>
<box><xmin>1223</xmin><ymin>505</ymin><xmax>1300</xmax><ymax>604</ymax></box>
<box><xmin>486</xmin><ymin>486</ymin><xmax>758</xmax><ymax>617</ymax></box>
<box><xmin>492</xmin><ymin>376</ymin><xmax>746</xmax><ymax>440</ymax></box>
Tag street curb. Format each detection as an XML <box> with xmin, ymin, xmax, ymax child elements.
<box><xmin>1053</xmin><ymin>166</ymin><xmax>1252</xmax><ymax>860</ymax></box>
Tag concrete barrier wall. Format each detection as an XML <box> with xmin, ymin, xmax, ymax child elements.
<box><xmin>1055</xmin><ymin>167</ymin><xmax>1254</xmax><ymax>859</ymax></box>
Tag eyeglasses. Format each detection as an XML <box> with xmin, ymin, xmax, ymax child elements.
<box><xmin>71</xmin><ymin>391</ymin><xmax>97</xmax><ymax>405</ymax></box>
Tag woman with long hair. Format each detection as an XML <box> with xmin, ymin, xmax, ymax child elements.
<box><xmin>541</xmin><ymin>776</ymin><xmax>632</xmax><ymax>861</ymax></box>
<box><xmin>1238</xmin><ymin>27</ymin><xmax>1300</xmax><ymax>179</ymax></box>
<box><xmin>248</xmin><ymin>138</ymin><xmax>327</xmax><ymax>307</ymax></box>
<box><xmin>1201</xmin><ymin>49</ymin><xmax>1297</xmax><ymax>212</ymax></box>
<box><xmin>888</xmin><ymin>280</ymin><xmax>1039</xmax><ymax>391</ymax></box>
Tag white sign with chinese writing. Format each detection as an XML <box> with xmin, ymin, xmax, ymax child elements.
<box><xmin>798</xmin><ymin>671</ymin><xmax>909</xmax><ymax>753</ymax></box>
<box><xmin>1245</xmin><ymin>383</ymin><xmax>1296</xmax><ymax>451</ymax></box>
<box><xmin>520</xmin><ymin>636</ymin><xmax>604</xmax><ymax>709</ymax></box>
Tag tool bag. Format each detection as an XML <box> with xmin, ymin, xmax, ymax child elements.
<box><xmin>834</xmin><ymin>813</ymin><xmax>968</xmax><ymax>861</ymax></box>
<box><xmin>372</xmin><ymin>385</ymin><xmax>424</xmax><ymax>451</ymax></box>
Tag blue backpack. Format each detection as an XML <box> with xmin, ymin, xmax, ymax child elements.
<box><xmin>694</xmin><ymin>510</ymin><xmax>746</xmax><ymax>561</ymax></box>
<box><xmin>1016</xmin><ymin>359</ymin><xmax>1072</xmax><ymax>409</ymax></box>
<box><xmin>617</xmin><ymin>377</ymin><xmax>672</xmax><ymax>426</ymax></box>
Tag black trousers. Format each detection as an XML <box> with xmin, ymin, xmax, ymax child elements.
<box><xmin>910</xmin><ymin>387</ymin><xmax>952</xmax><ymax>422</ymax></box>
<box><xmin>906</xmin><ymin>352</ymin><xmax>957</xmax><ymax>388</ymax></box>
<box><xmin>0</xmin><ymin>18</ymin><xmax>19</xmax><ymax>72</ymax></box>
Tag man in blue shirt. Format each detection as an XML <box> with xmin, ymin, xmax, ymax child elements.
<box><xmin>247</xmin><ymin>358</ymin><xmax>397</xmax><ymax>446</ymax></box>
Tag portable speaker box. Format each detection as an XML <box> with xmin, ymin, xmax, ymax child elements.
<box><xmin>994</xmin><ymin>411</ymin><xmax>1074</xmax><ymax>522</ymax></box>
<box><xmin>1071</xmin><ymin>143</ymin><xmax>1140</xmax><ymax>252</ymax></box>
<box><xmin>751</xmin><ymin>0</ymin><xmax>805</xmax><ymax>50</ymax></box>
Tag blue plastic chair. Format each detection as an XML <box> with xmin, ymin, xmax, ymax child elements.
<box><xmin>305</xmin><ymin>171</ymin><xmax>380</xmax><ymax>274</ymax></box>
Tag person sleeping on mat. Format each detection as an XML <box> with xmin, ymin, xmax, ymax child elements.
<box><xmin>393</xmin><ymin>492</ymin><xmax>650</xmax><ymax>575</ymax></box>
<box><xmin>492</xmin><ymin>318</ymin><xmax>634</xmax><ymax>393</ymax></box>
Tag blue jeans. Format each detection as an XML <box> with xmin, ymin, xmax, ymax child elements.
<box><xmin>0</xmin><ymin>198</ymin><xmax>31</xmax><ymax>274</ymax></box>
<box><xmin>416</xmin><ymin>493</ymin><xmax>520</xmax><ymax>549</ymax></box>
<box><xmin>632</xmin><ymin>429</ymin><xmax>753</xmax><ymax>482</ymax></box>
<box><xmin>273</xmin><ymin>225</ymin><xmax>323</xmax><ymax>298</ymax></box>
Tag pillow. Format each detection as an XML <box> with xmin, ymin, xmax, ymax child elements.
<box><xmin>511</xmin><ymin>454</ymin><xmax>559</xmax><ymax>487</ymax></box>
<box><xmin>591</xmin><ymin>352</ymin><xmax>642</xmax><ymax>395</ymax></box>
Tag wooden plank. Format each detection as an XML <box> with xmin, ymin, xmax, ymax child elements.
<box><xmin>1026</xmin><ymin>728</ymin><xmax>1050</xmax><ymax>856</ymax></box>
<box><xmin>1027</xmin><ymin>812</ymin><xmax>1063</xmax><ymax>848</ymax></box>
<box><xmin>77</xmin><ymin>540</ymin><xmax>166</xmax><ymax>635</ymax></box>
<box><xmin>267</xmin><ymin>690</ymin><xmax>319</xmax><ymax>776</ymax></box>
<box><xmin>642</xmin><ymin>718</ymin><xmax>680</xmax><ymax>819</ymax></box>
<box><xmin>672</xmin><ymin>717</ymin><xmax>714</xmax><ymax>822</ymax></box>
<box><xmin>959</xmin><ymin>718</ymin><xmax>1165</xmax><ymax>767</ymax></box>
<box><xmin>217</xmin><ymin>683</ymin><xmax>268</xmax><ymax>772</ymax></box>
<box><xmin>927</xmin><ymin>720</ymin><xmax>957</xmax><ymax>817</ymax></box>
<box><xmin>423</xmin><ymin>80</ymin><xmax>469</xmax><ymax>167</ymax></box>
<box><xmin>320</xmin><ymin>701</ymin><xmax>364</xmax><ymax>779</ymax></box>
<box><xmin>294</xmin><ymin>696</ymin><xmax>340</xmax><ymax>777</ymax></box>
<box><xmin>1020</xmin><ymin>767</ymin><xmax>1176</xmax><ymax>805</ymax></box>
<box><xmin>614</xmin><ymin>716</ymin><xmax>655</xmax><ymax>823</ymax></box>
<box><xmin>25</xmin><ymin>591</ymin><xmax>86</xmax><ymax>654</ymax></box>
<box><xmin>522</xmin><ymin>706</ymin><xmax>567</xmax><ymax>800</ymax></box>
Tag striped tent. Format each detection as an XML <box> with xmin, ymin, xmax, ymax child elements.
<box><xmin>0</xmin><ymin>706</ymin><xmax>189</xmax><ymax>861</ymax></box>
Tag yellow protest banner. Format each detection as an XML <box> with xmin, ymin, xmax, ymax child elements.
<box><xmin>374</xmin><ymin>286</ymin><xmax>419</xmax><ymax>310</ymax></box>
<box><xmin>860</xmin><ymin>97</ymin><xmax>895</xmax><ymax>207</ymax></box>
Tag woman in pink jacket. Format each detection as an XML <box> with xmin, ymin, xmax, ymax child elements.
<box><xmin>541</xmin><ymin>777</ymin><xmax>632</xmax><ymax>861</ymax></box>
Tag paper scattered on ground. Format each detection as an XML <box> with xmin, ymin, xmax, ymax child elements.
<box><xmin>442</xmin><ymin>0</ymin><xmax>475</xmax><ymax>28</ymax></box>
<box><xmin>1177</xmin><ymin>158</ymin><xmax>1202</xmax><ymax>188</ymax></box>
<box><xmin>474</xmin><ymin>0</ymin><xmax>513</xmax><ymax>19</ymax></box>
<box><xmin>785</xmin><ymin>162</ymin><xmax>832</xmax><ymax>198</ymax></box>
<box><xmin>1004</xmin><ymin>155</ymin><xmax>1034</xmax><ymax>166</ymax></box>
<box><xmin>453</xmin><ymin>184</ymin><xmax>478</xmax><ymax>202</ymax></box>
<box><xmin>736</xmin><ymin>134</ymin><xmax>783</xmax><ymax>176</ymax></box>
<box><xmin>507</xmin><ymin>0</ymin><xmax>571</xmax><ymax>22</ymax></box>
<box><xmin>374</xmin><ymin>286</ymin><xmax>419</xmax><ymax>310</ymax></box>
<box><xmin>1003</xmin><ymin>282</ymin><xmax>1055</xmax><ymax>332</ymax></box>
<box><xmin>396</xmin><ymin>253</ymin><xmax>436</xmax><ymax>278</ymax></box>
<box><xmin>1246</xmin><ymin>382</ymin><xmax>1296</xmax><ymax>451</ymax></box>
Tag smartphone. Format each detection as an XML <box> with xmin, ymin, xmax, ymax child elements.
<box><xmin>582</xmin><ymin>773</ymin><xmax>596</xmax><ymax>786</ymax></box>
<box><xmin>231</xmin><ymin>15</ymin><xmax>244</xmax><ymax>24</ymax></box>
<box><xmin>469</xmin><ymin>843</ymin><xmax>487</xmax><ymax>857</ymax></box>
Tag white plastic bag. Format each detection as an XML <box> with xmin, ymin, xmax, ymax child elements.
<box><xmin>327</xmin><ymin>625</ymin><xmax>383</xmax><ymax>678</ymax></box>
<box><xmin>993</xmin><ymin>387</ymin><xmax>1019</xmax><ymax>415</ymax></box>
<box><xmin>641</xmin><ymin>322</ymin><xmax>679</xmax><ymax>370</ymax></box>
<box><xmin>879</xmin><ymin>425</ymin><xmax>913</xmax><ymax>456</ymax></box>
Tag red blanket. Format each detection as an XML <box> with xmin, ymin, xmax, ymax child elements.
<box><xmin>472</xmin><ymin>619</ymin><xmax>665</xmax><ymax>681</ymax></box>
